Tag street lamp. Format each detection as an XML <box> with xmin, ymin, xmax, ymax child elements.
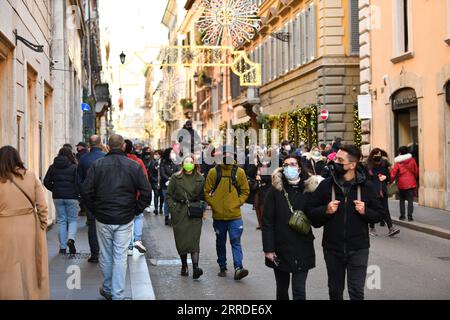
<box><xmin>120</xmin><ymin>51</ymin><xmax>126</xmax><ymax>65</ymax></box>
<box><xmin>193</xmin><ymin>72</ymin><xmax>199</xmax><ymax>84</ymax></box>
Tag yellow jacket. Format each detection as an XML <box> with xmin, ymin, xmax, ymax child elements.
<box><xmin>204</xmin><ymin>164</ymin><xmax>250</xmax><ymax>220</ymax></box>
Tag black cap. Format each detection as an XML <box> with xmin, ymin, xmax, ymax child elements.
<box><xmin>76</xmin><ymin>142</ymin><xmax>87</xmax><ymax>148</ymax></box>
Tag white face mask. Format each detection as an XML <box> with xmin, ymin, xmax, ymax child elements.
<box><xmin>284</xmin><ymin>145</ymin><xmax>291</xmax><ymax>152</ymax></box>
<box><xmin>170</xmin><ymin>153</ymin><xmax>177</xmax><ymax>161</ymax></box>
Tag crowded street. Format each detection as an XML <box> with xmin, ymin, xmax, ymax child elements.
<box><xmin>1</xmin><ymin>0</ymin><xmax>450</xmax><ymax>306</ymax></box>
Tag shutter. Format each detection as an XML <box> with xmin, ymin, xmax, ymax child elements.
<box><xmin>284</xmin><ymin>24</ymin><xmax>289</xmax><ymax>73</ymax></box>
<box><xmin>295</xmin><ymin>14</ymin><xmax>301</xmax><ymax>67</ymax></box>
<box><xmin>310</xmin><ymin>3</ymin><xmax>317</xmax><ymax>60</ymax></box>
<box><xmin>350</xmin><ymin>0</ymin><xmax>360</xmax><ymax>55</ymax></box>
<box><xmin>261</xmin><ymin>43</ymin><xmax>265</xmax><ymax>84</ymax></box>
<box><xmin>301</xmin><ymin>11</ymin><xmax>307</xmax><ymax>65</ymax></box>
<box><xmin>289</xmin><ymin>20</ymin><xmax>295</xmax><ymax>70</ymax></box>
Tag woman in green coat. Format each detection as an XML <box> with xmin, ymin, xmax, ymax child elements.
<box><xmin>167</xmin><ymin>155</ymin><xmax>206</xmax><ymax>279</ymax></box>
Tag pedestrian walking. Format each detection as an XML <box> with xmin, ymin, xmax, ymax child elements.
<box><xmin>77</xmin><ymin>135</ymin><xmax>106</xmax><ymax>263</ymax></box>
<box><xmin>75</xmin><ymin>142</ymin><xmax>88</xmax><ymax>161</ymax></box>
<box><xmin>0</xmin><ymin>146</ymin><xmax>49</xmax><ymax>300</ymax></box>
<box><xmin>391</xmin><ymin>146</ymin><xmax>419</xmax><ymax>221</ymax></box>
<box><xmin>82</xmin><ymin>134</ymin><xmax>152</xmax><ymax>300</ymax></box>
<box><xmin>44</xmin><ymin>147</ymin><xmax>80</xmax><ymax>254</ymax></box>
<box><xmin>254</xmin><ymin>156</ymin><xmax>272</xmax><ymax>230</ymax></box>
<box><xmin>262</xmin><ymin>155</ymin><xmax>316</xmax><ymax>300</ymax></box>
<box><xmin>365</xmin><ymin>148</ymin><xmax>400</xmax><ymax>237</ymax></box>
<box><xmin>149</xmin><ymin>150</ymin><xmax>164</xmax><ymax>215</ymax></box>
<box><xmin>305</xmin><ymin>145</ymin><xmax>384</xmax><ymax>300</ymax></box>
<box><xmin>125</xmin><ymin>139</ymin><xmax>150</xmax><ymax>255</ymax></box>
<box><xmin>204</xmin><ymin>145</ymin><xmax>250</xmax><ymax>280</ymax></box>
<box><xmin>304</xmin><ymin>146</ymin><xmax>327</xmax><ymax>177</ymax></box>
<box><xmin>167</xmin><ymin>156</ymin><xmax>206</xmax><ymax>280</ymax></box>
<box><xmin>160</xmin><ymin>148</ymin><xmax>181</xmax><ymax>226</ymax></box>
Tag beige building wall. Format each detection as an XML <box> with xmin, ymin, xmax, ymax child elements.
<box><xmin>366</xmin><ymin>0</ymin><xmax>450</xmax><ymax>210</ymax></box>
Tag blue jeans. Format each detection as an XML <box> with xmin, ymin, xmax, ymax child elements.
<box><xmin>54</xmin><ymin>199</ymin><xmax>79</xmax><ymax>249</ymax></box>
<box><xmin>162</xmin><ymin>189</ymin><xmax>169</xmax><ymax>217</ymax></box>
<box><xmin>213</xmin><ymin>219</ymin><xmax>244</xmax><ymax>270</ymax></box>
<box><xmin>96</xmin><ymin>220</ymin><xmax>133</xmax><ymax>300</ymax></box>
<box><xmin>129</xmin><ymin>213</ymin><xmax>144</xmax><ymax>249</ymax></box>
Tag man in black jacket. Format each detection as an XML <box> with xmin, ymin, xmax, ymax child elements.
<box><xmin>305</xmin><ymin>145</ymin><xmax>383</xmax><ymax>300</ymax></box>
<box><xmin>82</xmin><ymin>134</ymin><xmax>151</xmax><ymax>300</ymax></box>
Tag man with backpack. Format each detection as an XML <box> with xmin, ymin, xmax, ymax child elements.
<box><xmin>204</xmin><ymin>145</ymin><xmax>250</xmax><ymax>280</ymax></box>
<box><xmin>305</xmin><ymin>145</ymin><xmax>384</xmax><ymax>300</ymax></box>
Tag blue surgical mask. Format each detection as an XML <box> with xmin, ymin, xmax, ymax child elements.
<box><xmin>284</xmin><ymin>167</ymin><xmax>300</xmax><ymax>181</ymax></box>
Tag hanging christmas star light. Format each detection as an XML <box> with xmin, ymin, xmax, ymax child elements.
<box><xmin>197</xmin><ymin>0</ymin><xmax>261</xmax><ymax>48</ymax></box>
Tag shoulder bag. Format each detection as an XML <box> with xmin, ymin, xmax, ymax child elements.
<box><xmin>284</xmin><ymin>189</ymin><xmax>311</xmax><ymax>235</ymax></box>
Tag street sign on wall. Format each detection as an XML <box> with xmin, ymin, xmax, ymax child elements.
<box><xmin>320</xmin><ymin>109</ymin><xmax>329</xmax><ymax>121</ymax></box>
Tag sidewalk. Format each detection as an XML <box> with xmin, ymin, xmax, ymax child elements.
<box><xmin>388</xmin><ymin>200</ymin><xmax>450</xmax><ymax>240</ymax></box>
<box><xmin>47</xmin><ymin>216</ymin><xmax>155</xmax><ymax>300</ymax></box>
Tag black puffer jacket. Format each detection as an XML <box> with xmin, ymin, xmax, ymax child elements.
<box><xmin>44</xmin><ymin>156</ymin><xmax>79</xmax><ymax>199</ymax></box>
<box><xmin>262</xmin><ymin>168</ymin><xmax>316</xmax><ymax>273</ymax></box>
<box><xmin>81</xmin><ymin>149</ymin><xmax>152</xmax><ymax>225</ymax></box>
<box><xmin>305</xmin><ymin>165</ymin><xmax>384</xmax><ymax>253</ymax></box>
<box><xmin>160</xmin><ymin>160</ymin><xmax>180</xmax><ymax>190</ymax></box>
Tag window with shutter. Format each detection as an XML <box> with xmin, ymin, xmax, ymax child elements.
<box><xmin>350</xmin><ymin>0</ymin><xmax>360</xmax><ymax>55</ymax></box>
<box><xmin>277</xmin><ymin>31</ymin><xmax>282</xmax><ymax>78</ymax></box>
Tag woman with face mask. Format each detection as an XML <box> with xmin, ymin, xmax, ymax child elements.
<box><xmin>365</xmin><ymin>148</ymin><xmax>400</xmax><ymax>237</ymax></box>
<box><xmin>262</xmin><ymin>156</ymin><xmax>316</xmax><ymax>300</ymax></box>
<box><xmin>167</xmin><ymin>156</ymin><xmax>206</xmax><ymax>280</ymax></box>
<box><xmin>305</xmin><ymin>147</ymin><xmax>327</xmax><ymax>177</ymax></box>
<box><xmin>160</xmin><ymin>148</ymin><xmax>182</xmax><ymax>225</ymax></box>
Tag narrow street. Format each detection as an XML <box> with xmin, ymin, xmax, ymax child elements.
<box><xmin>142</xmin><ymin>204</ymin><xmax>450</xmax><ymax>300</ymax></box>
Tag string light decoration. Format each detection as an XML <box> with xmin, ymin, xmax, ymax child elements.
<box><xmin>197</xmin><ymin>0</ymin><xmax>262</xmax><ymax>48</ymax></box>
<box><xmin>353</xmin><ymin>103</ymin><xmax>362</xmax><ymax>147</ymax></box>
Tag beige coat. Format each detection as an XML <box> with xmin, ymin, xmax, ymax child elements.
<box><xmin>0</xmin><ymin>170</ymin><xmax>50</xmax><ymax>300</ymax></box>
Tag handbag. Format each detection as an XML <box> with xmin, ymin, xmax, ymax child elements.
<box><xmin>387</xmin><ymin>172</ymin><xmax>400</xmax><ymax>197</ymax></box>
<box><xmin>283</xmin><ymin>189</ymin><xmax>311</xmax><ymax>235</ymax></box>
<box><xmin>184</xmin><ymin>192</ymin><xmax>204</xmax><ymax>219</ymax></box>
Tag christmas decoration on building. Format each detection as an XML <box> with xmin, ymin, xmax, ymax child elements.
<box><xmin>197</xmin><ymin>0</ymin><xmax>262</xmax><ymax>48</ymax></box>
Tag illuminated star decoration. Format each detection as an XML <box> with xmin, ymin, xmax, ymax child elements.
<box><xmin>197</xmin><ymin>0</ymin><xmax>261</xmax><ymax>48</ymax></box>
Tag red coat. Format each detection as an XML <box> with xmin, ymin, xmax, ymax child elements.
<box><xmin>390</xmin><ymin>154</ymin><xmax>419</xmax><ymax>190</ymax></box>
<box><xmin>127</xmin><ymin>153</ymin><xmax>148</xmax><ymax>200</ymax></box>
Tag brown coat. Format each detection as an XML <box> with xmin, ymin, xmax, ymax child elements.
<box><xmin>0</xmin><ymin>170</ymin><xmax>50</xmax><ymax>300</ymax></box>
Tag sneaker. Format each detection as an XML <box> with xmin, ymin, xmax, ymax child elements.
<box><xmin>67</xmin><ymin>239</ymin><xmax>76</xmax><ymax>255</ymax></box>
<box><xmin>88</xmin><ymin>255</ymin><xmax>99</xmax><ymax>263</ymax></box>
<box><xmin>99</xmin><ymin>287</ymin><xmax>112</xmax><ymax>300</ymax></box>
<box><xmin>408</xmin><ymin>217</ymin><xmax>414</xmax><ymax>222</ymax></box>
<box><xmin>127</xmin><ymin>248</ymin><xmax>133</xmax><ymax>256</ymax></box>
<box><xmin>134</xmin><ymin>240</ymin><xmax>147</xmax><ymax>254</ymax></box>
<box><xmin>59</xmin><ymin>249</ymin><xmax>67</xmax><ymax>255</ymax></box>
<box><xmin>217</xmin><ymin>268</ymin><xmax>227</xmax><ymax>277</ymax></box>
<box><xmin>388</xmin><ymin>228</ymin><xmax>400</xmax><ymax>237</ymax></box>
<box><xmin>234</xmin><ymin>268</ymin><xmax>249</xmax><ymax>281</ymax></box>
<box><xmin>193</xmin><ymin>267</ymin><xmax>203</xmax><ymax>280</ymax></box>
<box><xmin>399</xmin><ymin>216</ymin><xmax>406</xmax><ymax>221</ymax></box>
<box><xmin>369</xmin><ymin>228</ymin><xmax>378</xmax><ymax>236</ymax></box>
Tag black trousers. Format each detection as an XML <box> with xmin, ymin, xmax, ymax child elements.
<box><xmin>323</xmin><ymin>249</ymin><xmax>369</xmax><ymax>300</ymax></box>
<box><xmin>152</xmin><ymin>188</ymin><xmax>164</xmax><ymax>212</ymax></box>
<box><xmin>370</xmin><ymin>196</ymin><xmax>393</xmax><ymax>229</ymax></box>
<box><xmin>273</xmin><ymin>269</ymin><xmax>309</xmax><ymax>300</ymax></box>
<box><xmin>86</xmin><ymin>208</ymin><xmax>99</xmax><ymax>256</ymax></box>
<box><xmin>399</xmin><ymin>188</ymin><xmax>415</xmax><ymax>218</ymax></box>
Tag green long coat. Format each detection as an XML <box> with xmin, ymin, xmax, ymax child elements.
<box><xmin>167</xmin><ymin>172</ymin><xmax>205</xmax><ymax>255</ymax></box>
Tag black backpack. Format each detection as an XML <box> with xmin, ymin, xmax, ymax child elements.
<box><xmin>210</xmin><ymin>165</ymin><xmax>241</xmax><ymax>196</ymax></box>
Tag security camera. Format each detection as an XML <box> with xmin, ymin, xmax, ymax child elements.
<box><xmin>383</xmin><ymin>75</ymin><xmax>389</xmax><ymax>86</ymax></box>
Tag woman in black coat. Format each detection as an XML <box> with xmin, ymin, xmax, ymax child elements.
<box><xmin>262</xmin><ymin>155</ymin><xmax>316</xmax><ymax>300</ymax></box>
<box><xmin>44</xmin><ymin>147</ymin><xmax>79</xmax><ymax>254</ymax></box>
<box><xmin>364</xmin><ymin>148</ymin><xmax>400</xmax><ymax>237</ymax></box>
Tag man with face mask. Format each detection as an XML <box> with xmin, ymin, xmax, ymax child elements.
<box><xmin>279</xmin><ymin>140</ymin><xmax>292</xmax><ymax>166</ymax></box>
<box><xmin>178</xmin><ymin>120</ymin><xmax>201</xmax><ymax>157</ymax></box>
<box><xmin>204</xmin><ymin>145</ymin><xmax>250</xmax><ymax>281</ymax></box>
<box><xmin>305</xmin><ymin>145</ymin><xmax>384</xmax><ymax>301</ymax></box>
